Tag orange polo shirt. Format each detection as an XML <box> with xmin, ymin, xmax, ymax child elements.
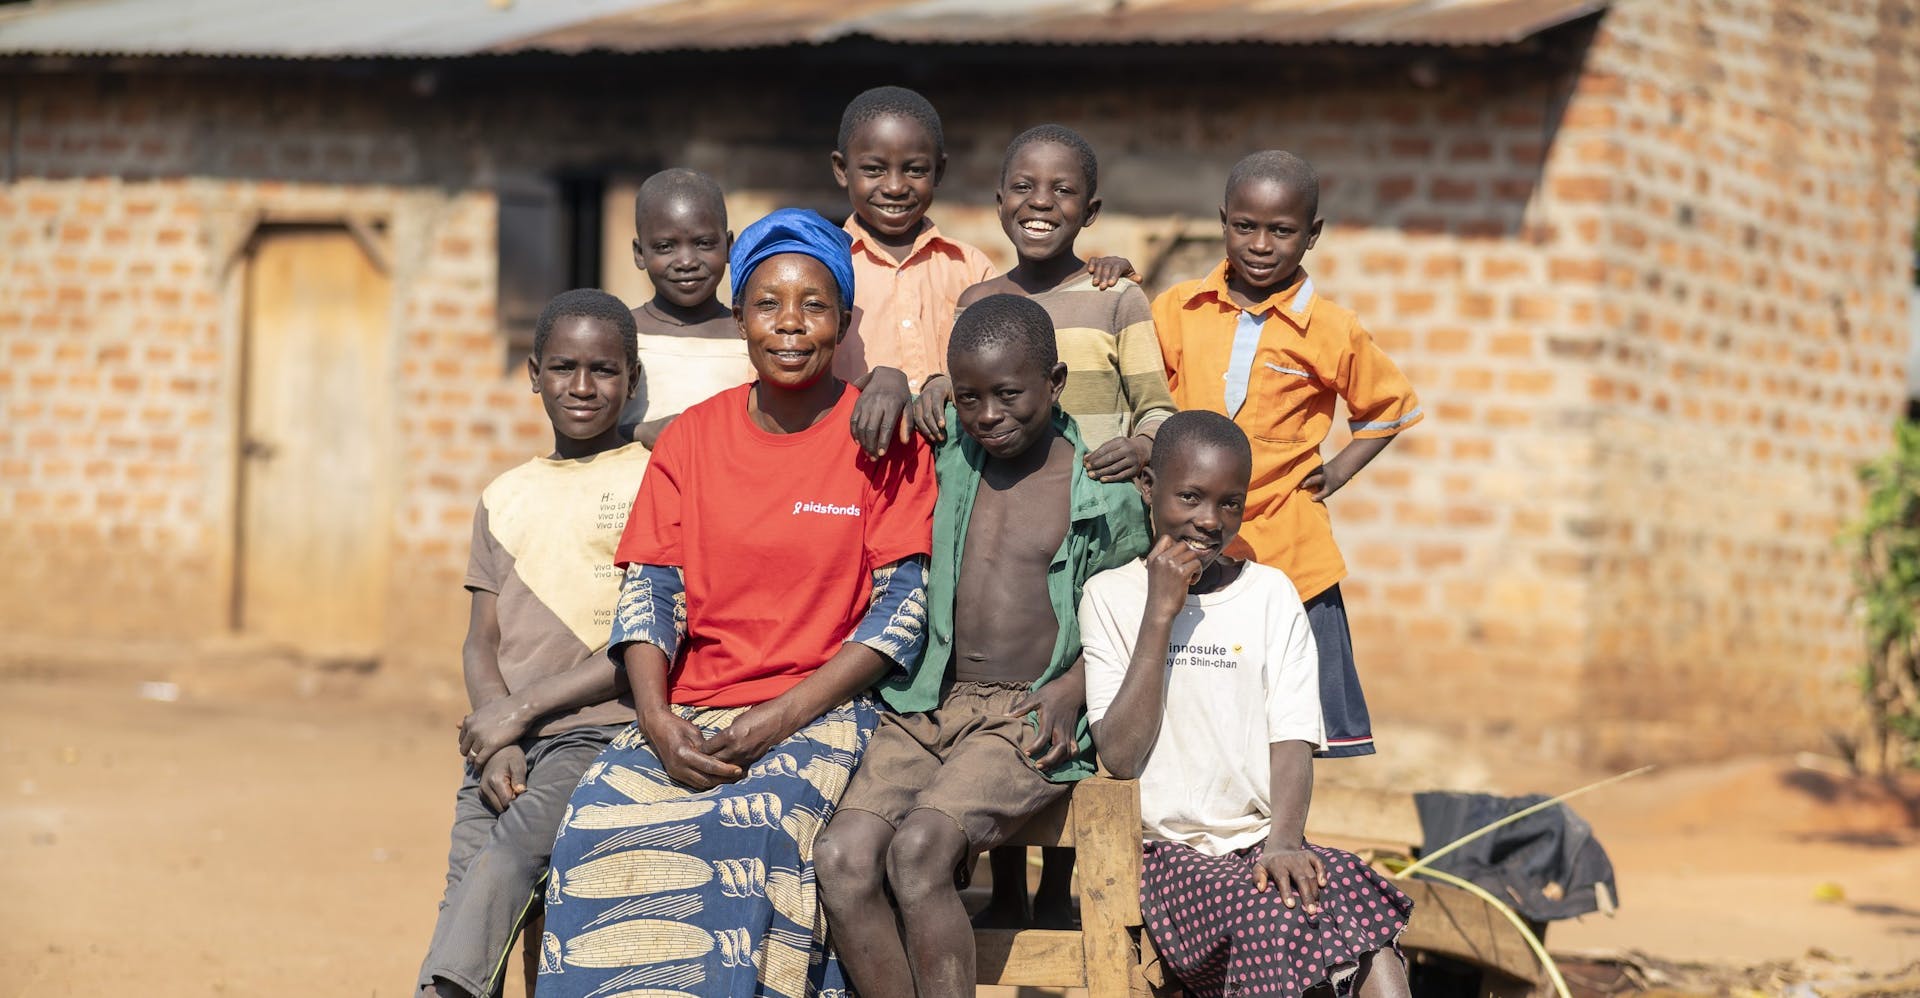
<box><xmin>1153</xmin><ymin>262</ymin><xmax>1423</xmax><ymax>601</ymax></box>
<box><xmin>832</xmin><ymin>217</ymin><xmax>996</xmax><ymax>390</ymax></box>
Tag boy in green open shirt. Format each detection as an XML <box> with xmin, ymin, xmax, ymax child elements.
<box><xmin>816</xmin><ymin>294</ymin><xmax>1148</xmax><ymax>998</ymax></box>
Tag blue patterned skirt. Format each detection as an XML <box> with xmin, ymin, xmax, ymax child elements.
<box><xmin>537</xmin><ymin>696</ymin><xmax>878</xmax><ymax>998</ymax></box>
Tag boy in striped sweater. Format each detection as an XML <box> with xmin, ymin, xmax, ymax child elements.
<box><xmin>909</xmin><ymin>123</ymin><xmax>1176</xmax><ymax>928</ymax></box>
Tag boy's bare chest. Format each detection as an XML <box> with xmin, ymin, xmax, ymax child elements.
<box><xmin>961</xmin><ymin>465</ymin><xmax>1072</xmax><ymax>580</ymax></box>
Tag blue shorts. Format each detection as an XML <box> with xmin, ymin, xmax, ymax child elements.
<box><xmin>1305</xmin><ymin>584</ymin><xmax>1375</xmax><ymax>758</ymax></box>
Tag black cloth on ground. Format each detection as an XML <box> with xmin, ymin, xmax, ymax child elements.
<box><xmin>1413</xmin><ymin>791</ymin><xmax>1618</xmax><ymax>924</ymax></box>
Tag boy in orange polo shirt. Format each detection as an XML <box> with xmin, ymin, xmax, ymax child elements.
<box><xmin>1152</xmin><ymin>150</ymin><xmax>1422</xmax><ymax>758</ymax></box>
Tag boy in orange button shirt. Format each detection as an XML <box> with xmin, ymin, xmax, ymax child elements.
<box><xmin>1152</xmin><ymin>150</ymin><xmax>1423</xmax><ymax>759</ymax></box>
<box><xmin>833</xmin><ymin>87</ymin><xmax>1139</xmax><ymax>458</ymax></box>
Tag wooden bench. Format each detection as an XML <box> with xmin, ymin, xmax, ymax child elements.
<box><xmin>973</xmin><ymin>779</ymin><xmax>1552</xmax><ymax>998</ymax></box>
<box><xmin>973</xmin><ymin>775</ymin><xmax>1161</xmax><ymax>997</ymax></box>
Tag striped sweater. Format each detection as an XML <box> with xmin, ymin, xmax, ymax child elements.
<box><xmin>960</xmin><ymin>274</ymin><xmax>1177</xmax><ymax>447</ymax></box>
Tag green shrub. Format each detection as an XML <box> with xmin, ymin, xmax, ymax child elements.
<box><xmin>1854</xmin><ymin>419</ymin><xmax>1920</xmax><ymax>771</ymax></box>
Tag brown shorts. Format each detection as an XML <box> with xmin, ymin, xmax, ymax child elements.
<box><xmin>839</xmin><ymin>680</ymin><xmax>1070</xmax><ymax>852</ymax></box>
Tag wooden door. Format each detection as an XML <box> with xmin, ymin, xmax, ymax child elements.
<box><xmin>237</xmin><ymin>226</ymin><xmax>393</xmax><ymax>651</ymax></box>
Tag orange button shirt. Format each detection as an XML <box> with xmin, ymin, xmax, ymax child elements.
<box><xmin>1152</xmin><ymin>262</ymin><xmax>1423</xmax><ymax>600</ymax></box>
<box><xmin>832</xmin><ymin>218</ymin><xmax>996</xmax><ymax>390</ymax></box>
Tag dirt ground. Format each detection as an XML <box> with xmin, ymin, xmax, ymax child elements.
<box><xmin>3</xmin><ymin>652</ymin><xmax>1919</xmax><ymax>997</ymax></box>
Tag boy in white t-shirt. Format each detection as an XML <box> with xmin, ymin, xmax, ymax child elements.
<box><xmin>1080</xmin><ymin>410</ymin><xmax>1413</xmax><ymax>998</ymax></box>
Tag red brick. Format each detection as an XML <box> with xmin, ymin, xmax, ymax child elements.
<box><xmin>1374</xmin><ymin>177</ymin><xmax>1420</xmax><ymax>202</ymax></box>
<box><xmin>1553</xmin><ymin>176</ymin><xmax>1614</xmax><ymax>202</ymax></box>
<box><xmin>1488</xmin><ymin>332</ymin><xmax>1532</xmax><ymax>358</ymax></box>
<box><xmin>1482</xmin><ymin>257</ymin><xmax>1531</xmax><ymax>281</ymax></box>
<box><xmin>1393</xmin><ymin>291</ymin><xmax>1437</xmax><ymax>317</ymax></box>
<box><xmin>1448</xmin><ymin>138</ymin><xmax>1493</xmax><ymax>162</ymax></box>
<box><xmin>1550</xmin><ymin>257</ymin><xmax>1608</xmax><ymax>283</ymax></box>
<box><xmin>1430</xmin><ymin>177</ymin><xmax>1477</xmax><ymax>202</ymax></box>
<box><xmin>1510</xmin><ymin>295</ymin><xmax>1557</xmax><ymax>321</ymax></box>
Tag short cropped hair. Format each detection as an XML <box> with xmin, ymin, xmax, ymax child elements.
<box><xmin>1150</xmin><ymin>410</ymin><xmax>1254</xmax><ymax>479</ymax></box>
<box><xmin>1225</xmin><ymin>150</ymin><xmax>1320</xmax><ymax>217</ymax></box>
<box><xmin>533</xmin><ymin>288</ymin><xmax>639</xmax><ymax>369</ymax></box>
<box><xmin>635</xmin><ymin>167</ymin><xmax>727</xmax><ymax>229</ymax></box>
<box><xmin>948</xmin><ymin>293</ymin><xmax>1057</xmax><ymax>374</ymax></box>
<box><xmin>838</xmin><ymin>85</ymin><xmax>945</xmax><ymax>155</ymax></box>
<box><xmin>1001</xmin><ymin>123</ymin><xmax>1098</xmax><ymax>196</ymax></box>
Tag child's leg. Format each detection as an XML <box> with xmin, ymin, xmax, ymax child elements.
<box><xmin>886</xmin><ymin>808</ymin><xmax>979</xmax><ymax>998</ymax></box>
<box><xmin>819</xmin><ymin>710</ymin><xmax>947</xmax><ymax>994</ymax></box>
<box><xmin>893</xmin><ymin>694</ymin><xmax>1073</xmax><ymax>998</ymax></box>
<box><xmin>1033</xmin><ymin>845</ymin><xmax>1076</xmax><ymax>927</ymax></box>
<box><xmin>418</xmin><ymin>769</ymin><xmax>500</xmax><ymax>997</ymax></box>
<box><xmin>1353</xmin><ymin>947</ymin><xmax>1411</xmax><ymax>998</ymax></box>
<box><xmin>972</xmin><ymin>846</ymin><xmax>1032</xmax><ymax>928</ymax></box>
<box><xmin>1305</xmin><ymin>585</ymin><xmax>1376</xmax><ymax>758</ymax></box>
<box><xmin>815</xmin><ymin>810</ymin><xmax>915</xmax><ymax>996</ymax></box>
<box><xmin>419</xmin><ymin>728</ymin><xmax>610</xmax><ymax>998</ymax></box>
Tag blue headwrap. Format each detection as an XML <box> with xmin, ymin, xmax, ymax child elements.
<box><xmin>728</xmin><ymin>208</ymin><xmax>856</xmax><ymax>310</ymax></box>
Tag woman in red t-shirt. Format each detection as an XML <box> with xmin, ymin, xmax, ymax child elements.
<box><xmin>538</xmin><ymin>209</ymin><xmax>936</xmax><ymax>998</ymax></box>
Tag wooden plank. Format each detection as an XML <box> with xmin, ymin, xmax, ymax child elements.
<box><xmin>1306</xmin><ymin>784</ymin><xmax>1426</xmax><ymax>851</ymax></box>
<box><xmin>975</xmin><ymin>928</ymin><xmax>1085</xmax><ymax>987</ymax></box>
<box><xmin>1073</xmin><ymin>776</ymin><xmax>1143</xmax><ymax>998</ymax></box>
<box><xmin>1396</xmin><ymin>878</ymin><xmax>1545</xmax><ymax>988</ymax></box>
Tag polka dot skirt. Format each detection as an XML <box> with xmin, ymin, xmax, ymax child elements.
<box><xmin>1140</xmin><ymin>839</ymin><xmax>1413</xmax><ymax>997</ymax></box>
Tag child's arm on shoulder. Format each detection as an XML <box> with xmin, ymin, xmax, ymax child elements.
<box><xmin>1088</xmin><ymin>537</ymin><xmax>1203</xmax><ymax>777</ymax></box>
<box><xmin>849</xmin><ymin>366</ymin><xmax>914</xmax><ymax>458</ymax></box>
<box><xmin>617</xmin><ymin>393</ymin><xmax>674</xmax><ymax>450</ymax></box>
<box><xmin>1086</xmin><ymin>256</ymin><xmax>1141</xmax><ymax>290</ymax></box>
<box><xmin>624</xmin><ymin>414</ymin><xmax>676</xmax><ymax>450</ymax></box>
<box><xmin>1254</xmin><ymin>740</ymin><xmax>1326</xmax><ymax>913</ymax></box>
<box><xmin>1307</xmin><ymin>317</ymin><xmax>1423</xmax><ymax>502</ymax></box>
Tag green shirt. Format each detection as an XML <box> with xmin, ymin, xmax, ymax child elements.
<box><xmin>876</xmin><ymin>406</ymin><xmax>1151</xmax><ymax>782</ymax></box>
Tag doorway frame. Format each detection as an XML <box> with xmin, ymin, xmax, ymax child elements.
<box><xmin>220</xmin><ymin>210</ymin><xmax>397</xmax><ymax>643</ymax></box>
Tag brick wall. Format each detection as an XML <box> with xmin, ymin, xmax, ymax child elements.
<box><xmin>1</xmin><ymin>0</ymin><xmax>1914</xmax><ymax>759</ymax></box>
<box><xmin>1550</xmin><ymin>0</ymin><xmax>1920</xmax><ymax>763</ymax></box>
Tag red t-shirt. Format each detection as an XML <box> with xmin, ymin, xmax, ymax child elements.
<box><xmin>614</xmin><ymin>382</ymin><xmax>937</xmax><ymax>707</ymax></box>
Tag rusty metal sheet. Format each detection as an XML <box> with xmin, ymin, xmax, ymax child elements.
<box><xmin>523</xmin><ymin>0</ymin><xmax>1608</xmax><ymax>49</ymax></box>
<box><xmin>0</xmin><ymin>0</ymin><xmax>1608</xmax><ymax>58</ymax></box>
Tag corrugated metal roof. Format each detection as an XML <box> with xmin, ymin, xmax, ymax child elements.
<box><xmin>0</xmin><ymin>0</ymin><xmax>1608</xmax><ymax>58</ymax></box>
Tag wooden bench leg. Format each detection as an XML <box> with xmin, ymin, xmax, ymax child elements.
<box><xmin>520</xmin><ymin>903</ymin><xmax>543</xmax><ymax>997</ymax></box>
<box><xmin>1073</xmin><ymin>777</ymin><xmax>1145</xmax><ymax>998</ymax></box>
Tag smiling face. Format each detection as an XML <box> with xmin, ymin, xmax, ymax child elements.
<box><xmin>634</xmin><ymin>195</ymin><xmax>730</xmax><ymax>309</ymax></box>
<box><xmin>832</xmin><ymin>114</ymin><xmax>944</xmax><ymax>245</ymax></box>
<box><xmin>733</xmin><ymin>253</ymin><xmax>848</xmax><ymax>391</ymax></box>
<box><xmin>1144</xmin><ymin>443</ymin><xmax>1251</xmax><ymax>574</ymax></box>
<box><xmin>528</xmin><ymin>316</ymin><xmax>636</xmax><ymax>441</ymax></box>
<box><xmin>1220</xmin><ymin>176</ymin><xmax>1322</xmax><ymax>295</ymax></box>
<box><xmin>997</xmin><ymin>139</ymin><xmax>1100</xmax><ymax>266</ymax></box>
<box><xmin>948</xmin><ymin>340</ymin><xmax>1066</xmax><ymax>461</ymax></box>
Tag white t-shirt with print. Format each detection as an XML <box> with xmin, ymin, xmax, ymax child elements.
<box><xmin>1081</xmin><ymin>559</ymin><xmax>1325</xmax><ymax>857</ymax></box>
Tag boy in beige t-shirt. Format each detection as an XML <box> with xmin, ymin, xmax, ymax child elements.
<box><xmin>419</xmin><ymin>289</ymin><xmax>649</xmax><ymax>998</ymax></box>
